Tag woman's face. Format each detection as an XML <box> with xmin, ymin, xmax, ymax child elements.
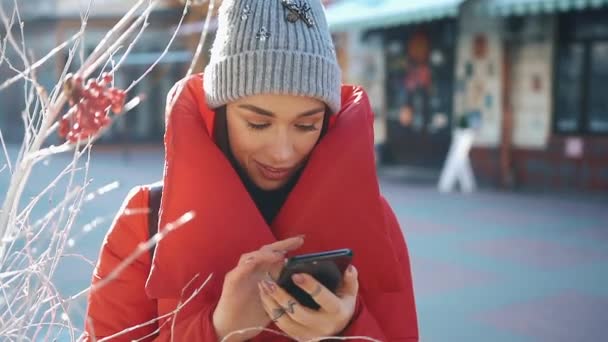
<box><xmin>226</xmin><ymin>94</ymin><xmax>325</xmax><ymax>191</ymax></box>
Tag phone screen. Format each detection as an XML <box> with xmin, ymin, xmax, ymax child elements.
<box><xmin>276</xmin><ymin>249</ymin><xmax>353</xmax><ymax>310</ymax></box>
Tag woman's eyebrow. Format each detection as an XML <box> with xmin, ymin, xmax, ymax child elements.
<box><xmin>297</xmin><ymin>108</ymin><xmax>325</xmax><ymax>117</ymax></box>
<box><xmin>238</xmin><ymin>104</ymin><xmax>324</xmax><ymax>118</ymax></box>
<box><xmin>238</xmin><ymin>104</ymin><xmax>275</xmax><ymax>117</ymax></box>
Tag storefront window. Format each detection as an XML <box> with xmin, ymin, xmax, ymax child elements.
<box><xmin>555</xmin><ymin>8</ymin><xmax>608</xmax><ymax>135</ymax></box>
<box><xmin>588</xmin><ymin>42</ymin><xmax>608</xmax><ymax>133</ymax></box>
<box><xmin>555</xmin><ymin>43</ymin><xmax>584</xmax><ymax>133</ymax></box>
<box><xmin>374</xmin><ymin>20</ymin><xmax>455</xmax><ymax>167</ymax></box>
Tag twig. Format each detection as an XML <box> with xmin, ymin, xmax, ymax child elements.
<box><xmin>82</xmin><ymin>1</ymin><xmax>158</xmax><ymax>79</ymax></box>
<box><xmin>110</xmin><ymin>0</ymin><xmax>153</xmax><ymax>73</ymax></box>
<box><xmin>221</xmin><ymin>327</ymin><xmax>292</xmax><ymax>342</ymax></box>
<box><xmin>0</xmin><ymin>32</ymin><xmax>83</xmax><ymax>91</ymax></box>
<box><xmin>15</xmin><ymin>149</ymin><xmax>89</xmax><ymax>224</ymax></box>
<box><xmin>125</xmin><ymin>0</ymin><xmax>191</xmax><ymax>92</ymax></box>
<box><xmin>170</xmin><ymin>273</ymin><xmax>202</xmax><ymax>342</ymax></box>
<box><xmin>164</xmin><ymin>0</ymin><xmax>215</xmax><ymax>124</ymax></box>
<box><xmin>60</xmin><ymin>254</ymin><xmax>95</xmax><ymax>268</ymax></box>
<box><xmin>97</xmin><ymin>273</ymin><xmax>213</xmax><ymax>342</ymax></box>
<box><xmin>46</xmin><ymin>1</ymin><xmax>96</xmax><ymax>106</ymax></box>
<box><xmin>0</xmin><ymin>129</ymin><xmax>12</xmax><ymax>174</ymax></box>
<box><xmin>89</xmin><ymin>211</ymin><xmax>195</xmax><ymax>294</ymax></box>
<box><xmin>46</xmin><ymin>146</ymin><xmax>93</xmax><ymax>278</ymax></box>
<box><xmin>185</xmin><ymin>0</ymin><xmax>216</xmax><ymax>77</ymax></box>
<box><xmin>80</xmin><ymin>0</ymin><xmax>147</xmax><ymax>79</ymax></box>
<box><xmin>25</xmin><ymin>269</ymin><xmax>77</xmax><ymax>342</ymax></box>
<box><xmin>0</xmin><ymin>1</ymin><xmax>28</xmax><ymax>67</ymax></box>
<box><xmin>8</xmin><ymin>185</ymin><xmax>82</xmax><ymax>257</ymax></box>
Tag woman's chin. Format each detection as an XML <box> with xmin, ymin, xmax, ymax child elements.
<box><xmin>251</xmin><ymin>177</ymin><xmax>289</xmax><ymax>191</ymax></box>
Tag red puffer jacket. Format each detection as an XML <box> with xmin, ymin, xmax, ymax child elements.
<box><xmin>84</xmin><ymin>74</ymin><xmax>419</xmax><ymax>341</ymax></box>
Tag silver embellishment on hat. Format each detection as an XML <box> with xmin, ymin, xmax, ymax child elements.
<box><xmin>241</xmin><ymin>5</ymin><xmax>251</xmax><ymax>21</ymax></box>
<box><xmin>256</xmin><ymin>27</ymin><xmax>271</xmax><ymax>42</ymax></box>
<box><xmin>281</xmin><ymin>0</ymin><xmax>315</xmax><ymax>28</ymax></box>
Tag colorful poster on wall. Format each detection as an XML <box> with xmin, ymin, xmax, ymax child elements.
<box><xmin>454</xmin><ymin>28</ymin><xmax>503</xmax><ymax>147</ymax></box>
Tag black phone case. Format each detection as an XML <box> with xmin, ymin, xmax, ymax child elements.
<box><xmin>276</xmin><ymin>249</ymin><xmax>353</xmax><ymax>310</ymax></box>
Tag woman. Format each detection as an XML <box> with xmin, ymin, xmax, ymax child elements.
<box><xmin>84</xmin><ymin>0</ymin><xmax>418</xmax><ymax>340</ymax></box>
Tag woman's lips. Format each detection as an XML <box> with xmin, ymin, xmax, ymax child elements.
<box><xmin>255</xmin><ymin>161</ymin><xmax>294</xmax><ymax>181</ymax></box>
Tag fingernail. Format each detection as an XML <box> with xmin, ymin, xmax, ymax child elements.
<box><xmin>292</xmin><ymin>273</ymin><xmax>305</xmax><ymax>285</ymax></box>
<box><xmin>264</xmin><ymin>280</ymin><xmax>276</xmax><ymax>293</ymax></box>
<box><xmin>296</xmin><ymin>234</ymin><xmax>306</xmax><ymax>240</ymax></box>
<box><xmin>347</xmin><ymin>265</ymin><xmax>355</xmax><ymax>273</ymax></box>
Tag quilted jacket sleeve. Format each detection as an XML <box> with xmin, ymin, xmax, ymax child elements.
<box><xmin>83</xmin><ymin>187</ymin><xmax>159</xmax><ymax>341</ymax></box>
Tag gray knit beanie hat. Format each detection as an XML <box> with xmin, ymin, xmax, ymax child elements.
<box><xmin>203</xmin><ymin>0</ymin><xmax>342</xmax><ymax>114</ymax></box>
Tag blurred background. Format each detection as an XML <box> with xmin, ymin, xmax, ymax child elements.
<box><xmin>2</xmin><ymin>0</ymin><xmax>607</xmax><ymax>192</ymax></box>
<box><xmin>0</xmin><ymin>0</ymin><xmax>607</xmax><ymax>341</ymax></box>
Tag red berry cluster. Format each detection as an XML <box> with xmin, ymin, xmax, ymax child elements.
<box><xmin>58</xmin><ymin>73</ymin><xmax>126</xmax><ymax>143</ymax></box>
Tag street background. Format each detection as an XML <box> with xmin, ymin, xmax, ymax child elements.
<box><xmin>1</xmin><ymin>0</ymin><xmax>608</xmax><ymax>341</ymax></box>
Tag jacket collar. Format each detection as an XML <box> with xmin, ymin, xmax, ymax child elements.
<box><xmin>146</xmin><ymin>75</ymin><xmax>403</xmax><ymax>300</ymax></box>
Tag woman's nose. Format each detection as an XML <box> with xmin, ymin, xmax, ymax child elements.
<box><xmin>267</xmin><ymin>130</ymin><xmax>295</xmax><ymax>164</ymax></box>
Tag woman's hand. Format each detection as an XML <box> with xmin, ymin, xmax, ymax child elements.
<box><xmin>258</xmin><ymin>264</ymin><xmax>359</xmax><ymax>341</ymax></box>
<box><xmin>213</xmin><ymin>236</ymin><xmax>304</xmax><ymax>341</ymax></box>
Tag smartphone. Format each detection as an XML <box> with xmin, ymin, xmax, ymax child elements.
<box><xmin>276</xmin><ymin>248</ymin><xmax>353</xmax><ymax>310</ymax></box>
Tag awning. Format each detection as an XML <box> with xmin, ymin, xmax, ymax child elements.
<box><xmin>486</xmin><ymin>0</ymin><xmax>608</xmax><ymax>16</ymax></box>
<box><xmin>325</xmin><ymin>0</ymin><xmax>466</xmax><ymax>32</ymax></box>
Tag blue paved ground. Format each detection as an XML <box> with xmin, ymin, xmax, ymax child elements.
<box><xmin>1</xmin><ymin>146</ymin><xmax>606</xmax><ymax>341</ymax></box>
<box><xmin>380</xmin><ymin>172</ymin><xmax>608</xmax><ymax>342</ymax></box>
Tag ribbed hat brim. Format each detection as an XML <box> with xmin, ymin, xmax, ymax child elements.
<box><xmin>204</xmin><ymin>49</ymin><xmax>341</xmax><ymax>114</ymax></box>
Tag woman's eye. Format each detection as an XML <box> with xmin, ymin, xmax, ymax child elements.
<box><xmin>247</xmin><ymin>122</ymin><xmax>270</xmax><ymax>130</ymax></box>
<box><xmin>296</xmin><ymin>124</ymin><xmax>318</xmax><ymax>132</ymax></box>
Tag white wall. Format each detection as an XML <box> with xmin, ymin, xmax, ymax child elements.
<box><xmin>454</xmin><ymin>0</ymin><xmax>504</xmax><ymax>147</ymax></box>
<box><xmin>342</xmin><ymin>30</ymin><xmax>387</xmax><ymax>145</ymax></box>
<box><xmin>509</xmin><ymin>16</ymin><xmax>555</xmax><ymax>149</ymax></box>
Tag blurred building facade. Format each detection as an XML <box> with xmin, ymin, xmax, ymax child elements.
<box><xmin>327</xmin><ymin>0</ymin><xmax>608</xmax><ymax>191</ymax></box>
<box><xmin>0</xmin><ymin>0</ymin><xmax>214</xmax><ymax>145</ymax></box>
<box><xmin>2</xmin><ymin>0</ymin><xmax>607</xmax><ymax>191</ymax></box>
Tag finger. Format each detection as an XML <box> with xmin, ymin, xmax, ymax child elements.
<box><xmin>336</xmin><ymin>265</ymin><xmax>359</xmax><ymax>298</ymax></box>
<box><xmin>258</xmin><ymin>282</ymin><xmax>294</xmax><ymax>324</ymax></box>
<box><xmin>258</xmin><ymin>285</ymin><xmax>283</xmax><ymax>322</ymax></box>
<box><xmin>238</xmin><ymin>249</ymin><xmax>284</xmax><ymax>267</ymax></box>
<box><xmin>258</xmin><ymin>282</ymin><xmax>312</xmax><ymax>341</ymax></box>
<box><xmin>267</xmin><ymin>261</ymin><xmax>285</xmax><ymax>281</ymax></box>
<box><xmin>291</xmin><ymin>273</ymin><xmax>341</xmax><ymax>314</ymax></box>
<box><xmin>231</xmin><ymin>250</ymin><xmax>285</xmax><ymax>283</ymax></box>
<box><xmin>261</xmin><ymin>235</ymin><xmax>305</xmax><ymax>254</ymax></box>
<box><xmin>259</xmin><ymin>280</ymin><xmax>316</xmax><ymax>326</ymax></box>
<box><xmin>238</xmin><ymin>251</ymin><xmax>255</xmax><ymax>265</ymax></box>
